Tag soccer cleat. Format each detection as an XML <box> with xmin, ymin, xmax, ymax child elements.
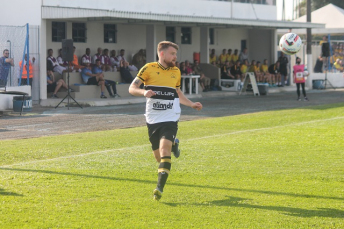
<box><xmin>100</xmin><ymin>95</ymin><xmax>107</xmax><ymax>99</ymax></box>
<box><xmin>153</xmin><ymin>188</ymin><xmax>162</xmax><ymax>201</ymax></box>
<box><xmin>297</xmin><ymin>97</ymin><xmax>301</xmax><ymax>101</ymax></box>
<box><xmin>172</xmin><ymin>138</ymin><xmax>180</xmax><ymax>158</ymax></box>
<box><xmin>304</xmin><ymin>97</ymin><xmax>309</xmax><ymax>101</ymax></box>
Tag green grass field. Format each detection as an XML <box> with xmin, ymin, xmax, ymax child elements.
<box><xmin>1</xmin><ymin>103</ymin><xmax>344</xmax><ymax>228</ymax></box>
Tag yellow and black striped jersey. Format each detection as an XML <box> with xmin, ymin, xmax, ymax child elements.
<box><xmin>137</xmin><ymin>62</ymin><xmax>181</xmax><ymax>124</ymax></box>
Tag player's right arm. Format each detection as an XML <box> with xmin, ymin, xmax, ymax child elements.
<box><xmin>129</xmin><ymin>77</ymin><xmax>156</xmax><ymax>98</ymax></box>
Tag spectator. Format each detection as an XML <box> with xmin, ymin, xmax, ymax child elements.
<box><xmin>110</xmin><ymin>50</ymin><xmax>120</xmax><ymax>71</ymax></box>
<box><xmin>119</xmin><ymin>59</ymin><xmax>135</xmax><ymax>83</ymax></box>
<box><xmin>18</xmin><ymin>54</ymin><xmax>35</xmax><ymax>86</ymax></box>
<box><xmin>230</xmin><ymin>60</ymin><xmax>242</xmax><ymax>80</ymax></box>
<box><xmin>101</xmin><ymin>49</ymin><xmax>112</xmax><ymax>72</ymax></box>
<box><xmin>221</xmin><ymin>61</ymin><xmax>235</xmax><ymax>79</ymax></box>
<box><xmin>175</xmin><ymin>61</ymin><xmax>180</xmax><ymax>69</ymax></box>
<box><xmin>193</xmin><ymin>60</ymin><xmax>211</xmax><ymax>92</ymax></box>
<box><xmin>81</xmin><ymin>61</ymin><xmax>107</xmax><ymax>99</ymax></box>
<box><xmin>47</xmin><ymin>70</ymin><xmax>73</xmax><ymax>98</ymax></box>
<box><xmin>71</xmin><ymin>46</ymin><xmax>84</xmax><ymax>72</ymax></box>
<box><xmin>132</xmin><ymin>49</ymin><xmax>146</xmax><ymax>70</ymax></box>
<box><xmin>92</xmin><ymin>47</ymin><xmax>102</xmax><ymax>64</ymax></box>
<box><xmin>293</xmin><ymin>57</ymin><xmax>308</xmax><ymax>101</ymax></box>
<box><xmin>268</xmin><ymin>61</ymin><xmax>280</xmax><ymax>87</ymax></box>
<box><xmin>278</xmin><ymin>52</ymin><xmax>288</xmax><ymax>86</ymax></box>
<box><xmin>185</xmin><ymin>60</ymin><xmax>193</xmax><ymax>75</ymax></box>
<box><xmin>226</xmin><ymin>49</ymin><xmax>233</xmax><ymax>63</ymax></box>
<box><xmin>239</xmin><ymin>48</ymin><xmax>249</xmax><ymax>63</ymax></box>
<box><xmin>248</xmin><ymin>60</ymin><xmax>261</xmax><ymax>82</ymax></box>
<box><xmin>240</xmin><ymin>59</ymin><xmax>249</xmax><ymax>81</ymax></box>
<box><xmin>57</xmin><ymin>49</ymin><xmax>68</xmax><ymax>67</ymax></box>
<box><xmin>47</xmin><ymin>49</ymin><xmax>66</xmax><ymax>75</ymax></box>
<box><xmin>219</xmin><ymin>49</ymin><xmax>227</xmax><ymax>66</ymax></box>
<box><xmin>313</xmin><ymin>56</ymin><xmax>323</xmax><ymax>73</ymax></box>
<box><xmin>180</xmin><ymin>62</ymin><xmax>189</xmax><ymax>93</ymax></box>
<box><xmin>117</xmin><ymin>49</ymin><xmax>127</xmax><ymax>64</ymax></box>
<box><xmin>81</xmin><ymin>48</ymin><xmax>92</xmax><ymax>66</ymax></box>
<box><xmin>231</xmin><ymin>49</ymin><xmax>239</xmax><ymax>63</ymax></box>
<box><xmin>0</xmin><ymin>49</ymin><xmax>14</xmax><ymax>83</ymax></box>
<box><xmin>209</xmin><ymin>49</ymin><xmax>217</xmax><ymax>64</ymax></box>
<box><xmin>255</xmin><ymin>61</ymin><xmax>263</xmax><ymax>83</ymax></box>
<box><xmin>333</xmin><ymin>59</ymin><xmax>343</xmax><ymax>72</ymax></box>
<box><xmin>93</xmin><ymin>59</ymin><xmax>119</xmax><ymax>97</ymax></box>
<box><xmin>260</xmin><ymin>59</ymin><xmax>271</xmax><ymax>84</ymax></box>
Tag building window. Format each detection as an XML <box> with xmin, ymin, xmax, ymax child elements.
<box><xmin>181</xmin><ymin>27</ymin><xmax>192</xmax><ymax>44</ymax></box>
<box><xmin>166</xmin><ymin>27</ymin><xmax>175</xmax><ymax>43</ymax></box>
<box><xmin>52</xmin><ymin>22</ymin><xmax>66</xmax><ymax>42</ymax></box>
<box><xmin>72</xmin><ymin>23</ymin><xmax>87</xmax><ymax>43</ymax></box>
<box><xmin>209</xmin><ymin>28</ymin><xmax>214</xmax><ymax>45</ymax></box>
<box><xmin>104</xmin><ymin>24</ymin><xmax>117</xmax><ymax>43</ymax></box>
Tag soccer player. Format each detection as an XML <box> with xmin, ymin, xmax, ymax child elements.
<box><xmin>129</xmin><ymin>41</ymin><xmax>203</xmax><ymax>201</ymax></box>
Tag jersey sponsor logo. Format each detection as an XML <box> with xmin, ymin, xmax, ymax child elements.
<box><xmin>170</xmin><ymin>73</ymin><xmax>176</xmax><ymax>79</ymax></box>
<box><xmin>139</xmin><ymin>66</ymin><xmax>148</xmax><ymax>76</ymax></box>
<box><xmin>153</xmin><ymin>90</ymin><xmax>175</xmax><ymax>97</ymax></box>
<box><xmin>152</xmin><ymin>101</ymin><xmax>173</xmax><ymax>110</ymax></box>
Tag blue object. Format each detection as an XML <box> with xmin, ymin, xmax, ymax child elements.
<box><xmin>312</xmin><ymin>80</ymin><xmax>325</xmax><ymax>89</ymax></box>
<box><xmin>13</xmin><ymin>96</ymin><xmax>32</xmax><ymax>112</ymax></box>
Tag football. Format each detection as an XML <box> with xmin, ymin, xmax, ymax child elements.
<box><xmin>279</xmin><ymin>33</ymin><xmax>302</xmax><ymax>55</ymax></box>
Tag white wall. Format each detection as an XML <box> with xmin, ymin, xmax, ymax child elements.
<box><xmin>248</xmin><ymin>29</ymin><xmax>274</xmax><ymax>64</ymax></box>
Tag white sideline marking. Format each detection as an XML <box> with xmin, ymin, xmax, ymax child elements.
<box><xmin>1</xmin><ymin>116</ymin><xmax>343</xmax><ymax>168</ymax></box>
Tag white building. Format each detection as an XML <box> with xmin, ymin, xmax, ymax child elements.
<box><xmin>0</xmin><ymin>0</ymin><xmax>323</xmax><ymax>107</ymax></box>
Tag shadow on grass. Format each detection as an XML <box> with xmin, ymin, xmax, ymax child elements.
<box><xmin>164</xmin><ymin>196</ymin><xmax>344</xmax><ymax>219</ymax></box>
<box><xmin>0</xmin><ymin>187</ymin><xmax>22</xmax><ymax>196</ymax></box>
<box><xmin>1</xmin><ymin>167</ymin><xmax>343</xmax><ymax>203</ymax></box>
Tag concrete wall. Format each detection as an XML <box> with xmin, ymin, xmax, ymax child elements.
<box><xmin>248</xmin><ymin>29</ymin><xmax>274</xmax><ymax>64</ymax></box>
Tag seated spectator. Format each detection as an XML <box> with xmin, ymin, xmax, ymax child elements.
<box><xmin>185</xmin><ymin>60</ymin><xmax>193</xmax><ymax>75</ymax></box>
<box><xmin>333</xmin><ymin>59</ymin><xmax>343</xmax><ymax>72</ymax></box>
<box><xmin>231</xmin><ymin>49</ymin><xmax>239</xmax><ymax>63</ymax></box>
<box><xmin>18</xmin><ymin>54</ymin><xmax>35</xmax><ymax>86</ymax></box>
<box><xmin>117</xmin><ymin>49</ymin><xmax>127</xmax><ymax>64</ymax></box>
<box><xmin>93</xmin><ymin>59</ymin><xmax>119</xmax><ymax>97</ymax></box>
<box><xmin>47</xmin><ymin>70</ymin><xmax>73</xmax><ymax>98</ymax></box>
<box><xmin>47</xmin><ymin>49</ymin><xmax>66</xmax><ymax>75</ymax></box>
<box><xmin>132</xmin><ymin>49</ymin><xmax>146</xmax><ymax>70</ymax></box>
<box><xmin>268</xmin><ymin>61</ymin><xmax>280</xmax><ymax>86</ymax></box>
<box><xmin>175</xmin><ymin>61</ymin><xmax>180</xmax><ymax>69</ymax></box>
<box><xmin>101</xmin><ymin>48</ymin><xmax>112</xmax><ymax>72</ymax></box>
<box><xmin>92</xmin><ymin>47</ymin><xmax>102</xmax><ymax>64</ymax></box>
<box><xmin>57</xmin><ymin>49</ymin><xmax>68</xmax><ymax>67</ymax></box>
<box><xmin>71</xmin><ymin>46</ymin><xmax>84</xmax><ymax>72</ymax></box>
<box><xmin>219</xmin><ymin>49</ymin><xmax>227</xmax><ymax>66</ymax></box>
<box><xmin>230</xmin><ymin>60</ymin><xmax>242</xmax><ymax>80</ymax></box>
<box><xmin>119</xmin><ymin>59</ymin><xmax>135</xmax><ymax>83</ymax></box>
<box><xmin>314</xmin><ymin>56</ymin><xmax>323</xmax><ymax>73</ymax></box>
<box><xmin>226</xmin><ymin>49</ymin><xmax>233</xmax><ymax>63</ymax></box>
<box><xmin>221</xmin><ymin>61</ymin><xmax>235</xmax><ymax>79</ymax></box>
<box><xmin>193</xmin><ymin>60</ymin><xmax>211</xmax><ymax>92</ymax></box>
<box><xmin>240</xmin><ymin>59</ymin><xmax>249</xmax><ymax>81</ymax></box>
<box><xmin>215</xmin><ymin>60</ymin><xmax>221</xmax><ymax>68</ymax></box>
<box><xmin>110</xmin><ymin>50</ymin><xmax>120</xmax><ymax>71</ymax></box>
<box><xmin>248</xmin><ymin>60</ymin><xmax>261</xmax><ymax>82</ymax></box>
<box><xmin>81</xmin><ymin>62</ymin><xmax>107</xmax><ymax>99</ymax></box>
<box><xmin>180</xmin><ymin>62</ymin><xmax>187</xmax><ymax>75</ymax></box>
<box><xmin>81</xmin><ymin>48</ymin><xmax>92</xmax><ymax>66</ymax></box>
<box><xmin>209</xmin><ymin>49</ymin><xmax>217</xmax><ymax>64</ymax></box>
<box><xmin>255</xmin><ymin>61</ymin><xmax>264</xmax><ymax>83</ymax></box>
<box><xmin>180</xmin><ymin>62</ymin><xmax>189</xmax><ymax>92</ymax></box>
<box><xmin>260</xmin><ymin>59</ymin><xmax>271</xmax><ymax>83</ymax></box>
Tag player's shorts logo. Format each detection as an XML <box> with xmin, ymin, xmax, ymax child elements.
<box><xmin>152</xmin><ymin>102</ymin><xmax>173</xmax><ymax>110</ymax></box>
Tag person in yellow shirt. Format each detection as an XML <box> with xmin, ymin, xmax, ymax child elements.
<box><xmin>226</xmin><ymin>49</ymin><xmax>232</xmax><ymax>63</ymax></box>
<box><xmin>248</xmin><ymin>60</ymin><xmax>261</xmax><ymax>83</ymax></box>
<box><xmin>333</xmin><ymin>59</ymin><xmax>343</xmax><ymax>72</ymax></box>
<box><xmin>231</xmin><ymin>49</ymin><xmax>239</xmax><ymax>63</ymax></box>
<box><xmin>209</xmin><ymin>49</ymin><xmax>217</xmax><ymax>64</ymax></box>
<box><xmin>219</xmin><ymin>49</ymin><xmax>227</xmax><ymax>66</ymax></box>
<box><xmin>260</xmin><ymin>59</ymin><xmax>271</xmax><ymax>83</ymax></box>
<box><xmin>240</xmin><ymin>59</ymin><xmax>248</xmax><ymax>81</ymax></box>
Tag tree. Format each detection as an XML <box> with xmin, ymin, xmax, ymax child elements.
<box><xmin>295</xmin><ymin>0</ymin><xmax>344</xmax><ymax>18</ymax></box>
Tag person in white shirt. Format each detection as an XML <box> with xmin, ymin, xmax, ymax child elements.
<box><xmin>92</xmin><ymin>47</ymin><xmax>102</xmax><ymax>64</ymax></box>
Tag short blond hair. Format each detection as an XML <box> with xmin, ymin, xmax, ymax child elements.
<box><xmin>157</xmin><ymin>41</ymin><xmax>179</xmax><ymax>56</ymax></box>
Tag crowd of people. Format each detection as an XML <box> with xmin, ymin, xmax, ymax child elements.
<box><xmin>208</xmin><ymin>48</ymin><xmax>290</xmax><ymax>87</ymax></box>
<box><xmin>46</xmin><ymin>47</ymin><xmax>146</xmax><ymax>98</ymax></box>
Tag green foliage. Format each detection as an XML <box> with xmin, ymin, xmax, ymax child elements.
<box><xmin>0</xmin><ymin>103</ymin><xmax>343</xmax><ymax>228</ymax></box>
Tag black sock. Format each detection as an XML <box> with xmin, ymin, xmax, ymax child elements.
<box><xmin>156</xmin><ymin>156</ymin><xmax>171</xmax><ymax>192</ymax></box>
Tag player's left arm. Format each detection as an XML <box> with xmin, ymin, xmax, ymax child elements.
<box><xmin>176</xmin><ymin>88</ymin><xmax>202</xmax><ymax>111</ymax></box>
